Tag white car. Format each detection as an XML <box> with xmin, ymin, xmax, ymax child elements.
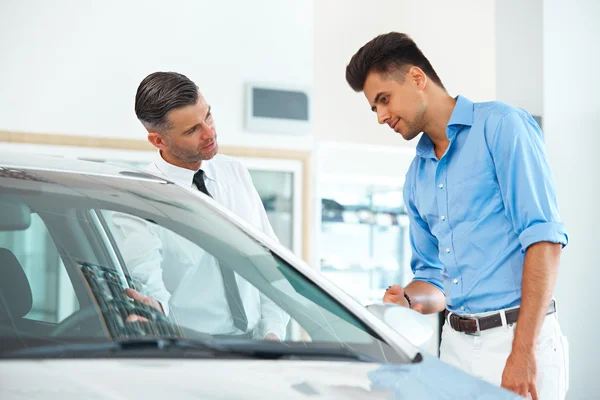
<box><xmin>0</xmin><ymin>153</ymin><xmax>521</xmax><ymax>399</ymax></box>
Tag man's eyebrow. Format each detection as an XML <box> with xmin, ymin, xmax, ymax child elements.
<box><xmin>371</xmin><ymin>92</ymin><xmax>385</xmax><ymax>112</ymax></box>
<box><xmin>205</xmin><ymin>105</ymin><xmax>212</xmax><ymax>120</ymax></box>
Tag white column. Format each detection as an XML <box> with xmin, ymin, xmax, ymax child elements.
<box><xmin>544</xmin><ymin>1</ymin><xmax>600</xmax><ymax>398</ymax></box>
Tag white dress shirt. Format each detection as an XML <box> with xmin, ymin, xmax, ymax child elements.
<box><xmin>110</xmin><ymin>152</ymin><xmax>289</xmax><ymax>339</ymax></box>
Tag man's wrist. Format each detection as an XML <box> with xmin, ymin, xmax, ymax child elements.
<box><xmin>512</xmin><ymin>331</ymin><xmax>536</xmax><ymax>353</ymax></box>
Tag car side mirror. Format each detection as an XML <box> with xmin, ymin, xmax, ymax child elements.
<box><xmin>366</xmin><ymin>303</ymin><xmax>434</xmax><ymax>348</ymax></box>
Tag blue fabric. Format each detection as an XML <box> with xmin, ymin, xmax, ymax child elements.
<box><xmin>405</xmin><ymin>95</ymin><xmax>568</xmax><ymax>314</ymax></box>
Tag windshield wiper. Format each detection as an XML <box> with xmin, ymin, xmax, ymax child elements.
<box><xmin>2</xmin><ymin>338</ymin><xmax>375</xmax><ymax>362</ymax></box>
<box><xmin>220</xmin><ymin>341</ymin><xmax>377</xmax><ymax>362</ymax></box>
<box><xmin>1</xmin><ymin>337</ymin><xmax>233</xmax><ymax>359</ymax></box>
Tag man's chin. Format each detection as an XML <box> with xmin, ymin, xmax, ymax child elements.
<box><xmin>399</xmin><ymin>130</ymin><xmax>422</xmax><ymax>141</ymax></box>
<box><xmin>201</xmin><ymin>144</ymin><xmax>219</xmax><ymax>160</ymax></box>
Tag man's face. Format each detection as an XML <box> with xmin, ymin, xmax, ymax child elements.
<box><xmin>161</xmin><ymin>92</ymin><xmax>218</xmax><ymax>164</ymax></box>
<box><xmin>363</xmin><ymin>69</ymin><xmax>427</xmax><ymax>141</ymax></box>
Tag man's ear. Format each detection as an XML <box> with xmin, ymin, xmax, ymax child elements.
<box><xmin>409</xmin><ymin>66</ymin><xmax>428</xmax><ymax>90</ymax></box>
<box><xmin>147</xmin><ymin>131</ymin><xmax>167</xmax><ymax>151</ymax></box>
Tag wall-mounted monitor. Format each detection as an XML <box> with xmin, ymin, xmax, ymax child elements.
<box><xmin>245</xmin><ymin>83</ymin><xmax>311</xmax><ymax>135</ymax></box>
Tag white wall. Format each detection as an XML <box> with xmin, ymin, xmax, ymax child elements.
<box><xmin>544</xmin><ymin>1</ymin><xmax>600</xmax><ymax>398</ymax></box>
<box><xmin>495</xmin><ymin>0</ymin><xmax>543</xmax><ymax>116</ymax></box>
<box><xmin>313</xmin><ymin>0</ymin><xmax>497</xmax><ymax>149</ymax></box>
<box><xmin>496</xmin><ymin>1</ymin><xmax>600</xmax><ymax>396</ymax></box>
<box><xmin>0</xmin><ymin>0</ymin><xmax>314</xmax><ymax>149</ymax></box>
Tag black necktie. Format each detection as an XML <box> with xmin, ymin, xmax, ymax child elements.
<box><xmin>192</xmin><ymin>170</ymin><xmax>248</xmax><ymax>332</ymax></box>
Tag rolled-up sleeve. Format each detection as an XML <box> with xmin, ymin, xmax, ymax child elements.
<box><xmin>488</xmin><ymin>111</ymin><xmax>568</xmax><ymax>252</ymax></box>
<box><xmin>404</xmin><ymin>183</ymin><xmax>445</xmax><ymax>293</ymax></box>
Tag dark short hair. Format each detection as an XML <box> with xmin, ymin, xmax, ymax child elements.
<box><xmin>346</xmin><ymin>32</ymin><xmax>445</xmax><ymax>92</ymax></box>
<box><xmin>135</xmin><ymin>72</ymin><xmax>199</xmax><ymax>132</ymax></box>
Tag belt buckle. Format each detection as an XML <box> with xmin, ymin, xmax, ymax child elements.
<box><xmin>464</xmin><ymin>317</ymin><xmax>481</xmax><ymax>336</ymax></box>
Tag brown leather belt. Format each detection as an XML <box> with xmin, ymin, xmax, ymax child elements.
<box><xmin>445</xmin><ymin>300</ymin><xmax>556</xmax><ymax>335</ymax></box>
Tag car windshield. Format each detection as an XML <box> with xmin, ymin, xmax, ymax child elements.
<box><xmin>0</xmin><ymin>165</ymin><xmax>407</xmax><ymax>363</ymax></box>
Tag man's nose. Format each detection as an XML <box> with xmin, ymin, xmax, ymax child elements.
<box><xmin>377</xmin><ymin>108</ymin><xmax>390</xmax><ymax>125</ymax></box>
<box><xmin>199</xmin><ymin>123</ymin><xmax>215</xmax><ymax>139</ymax></box>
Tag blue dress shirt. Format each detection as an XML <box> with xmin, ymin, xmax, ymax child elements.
<box><xmin>404</xmin><ymin>95</ymin><xmax>568</xmax><ymax>314</ymax></box>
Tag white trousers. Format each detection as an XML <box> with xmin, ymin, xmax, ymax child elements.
<box><xmin>440</xmin><ymin>311</ymin><xmax>569</xmax><ymax>399</ymax></box>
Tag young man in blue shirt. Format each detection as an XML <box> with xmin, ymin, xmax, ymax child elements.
<box><xmin>346</xmin><ymin>32</ymin><xmax>569</xmax><ymax>399</ymax></box>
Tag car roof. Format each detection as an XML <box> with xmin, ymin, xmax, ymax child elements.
<box><xmin>1</xmin><ymin>152</ymin><xmax>166</xmax><ymax>182</ymax></box>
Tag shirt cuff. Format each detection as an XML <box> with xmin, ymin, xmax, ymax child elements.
<box><xmin>413</xmin><ymin>267</ymin><xmax>445</xmax><ymax>295</ymax></box>
<box><xmin>518</xmin><ymin>221</ymin><xmax>569</xmax><ymax>252</ymax></box>
<box><xmin>259</xmin><ymin>319</ymin><xmax>287</xmax><ymax>341</ymax></box>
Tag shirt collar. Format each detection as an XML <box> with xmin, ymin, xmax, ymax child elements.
<box><xmin>415</xmin><ymin>134</ymin><xmax>436</xmax><ymax>159</ymax></box>
<box><xmin>447</xmin><ymin>95</ymin><xmax>474</xmax><ymax>131</ymax></box>
<box><xmin>153</xmin><ymin>151</ymin><xmax>216</xmax><ymax>186</ymax></box>
<box><xmin>415</xmin><ymin>95</ymin><xmax>474</xmax><ymax>159</ymax></box>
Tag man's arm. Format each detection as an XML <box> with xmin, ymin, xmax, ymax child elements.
<box><xmin>384</xmin><ymin>281</ymin><xmax>445</xmax><ymax>314</ymax></box>
<box><xmin>405</xmin><ymin>281</ymin><xmax>446</xmax><ymax>314</ymax></box>
<box><xmin>501</xmin><ymin>242</ymin><xmax>561</xmax><ymax>398</ymax></box>
<box><xmin>488</xmin><ymin>111</ymin><xmax>568</xmax><ymax>337</ymax></box>
<box><xmin>383</xmin><ymin>177</ymin><xmax>446</xmax><ymax>314</ymax></box>
<box><xmin>487</xmin><ymin>110</ymin><xmax>568</xmax><ymax>398</ymax></box>
<box><xmin>109</xmin><ymin>212</ymin><xmax>171</xmax><ymax>314</ymax></box>
<box><xmin>257</xmin><ymin>293</ymin><xmax>290</xmax><ymax>340</ymax></box>
<box><xmin>514</xmin><ymin>242</ymin><xmax>561</xmax><ymax>351</ymax></box>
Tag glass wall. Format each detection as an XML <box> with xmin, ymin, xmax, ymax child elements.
<box><xmin>319</xmin><ymin>182</ymin><xmax>411</xmax><ymax>306</ymax></box>
<box><xmin>248</xmin><ymin>170</ymin><xmax>295</xmax><ymax>251</ymax></box>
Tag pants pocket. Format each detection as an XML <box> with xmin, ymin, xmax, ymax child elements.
<box><xmin>535</xmin><ymin>316</ymin><xmax>570</xmax><ymax>400</ymax></box>
<box><xmin>439</xmin><ymin>323</ymin><xmax>468</xmax><ymax>373</ymax></box>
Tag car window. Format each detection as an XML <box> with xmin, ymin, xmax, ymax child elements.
<box><xmin>102</xmin><ymin>210</ymin><xmax>377</xmax><ymax>345</ymax></box>
<box><xmin>0</xmin><ymin>167</ymin><xmax>406</xmax><ymax>363</ymax></box>
<box><xmin>0</xmin><ymin>213</ymin><xmax>79</xmax><ymax>324</ymax></box>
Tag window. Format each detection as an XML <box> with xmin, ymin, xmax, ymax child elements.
<box><xmin>320</xmin><ymin>183</ymin><xmax>411</xmax><ymax>305</ymax></box>
<box><xmin>101</xmin><ymin>207</ymin><xmax>385</xmax><ymax>347</ymax></box>
<box><xmin>0</xmin><ymin>213</ymin><xmax>79</xmax><ymax>323</ymax></box>
<box><xmin>103</xmin><ymin>210</ymin><xmax>309</xmax><ymax>342</ymax></box>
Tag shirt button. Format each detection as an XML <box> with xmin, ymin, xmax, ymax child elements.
<box><xmin>445</xmin><ymin>248</ymin><xmax>451</xmax><ymax>253</ymax></box>
<box><xmin>439</xmin><ymin>184</ymin><xmax>444</xmax><ymax>189</ymax></box>
<box><xmin>440</xmin><ymin>216</ymin><xmax>446</xmax><ymax>221</ymax></box>
<box><xmin>453</xmin><ymin>279</ymin><xmax>458</xmax><ymax>284</ymax></box>
<box><xmin>460</xmin><ymin>306</ymin><xmax>465</xmax><ymax>311</ymax></box>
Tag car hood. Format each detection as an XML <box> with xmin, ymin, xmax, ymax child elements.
<box><xmin>0</xmin><ymin>354</ymin><xmax>520</xmax><ymax>399</ymax></box>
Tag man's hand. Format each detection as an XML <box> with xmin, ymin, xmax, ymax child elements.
<box><xmin>501</xmin><ymin>242</ymin><xmax>561</xmax><ymax>399</ymax></box>
<box><xmin>124</xmin><ymin>288</ymin><xmax>164</xmax><ymax>312</ymax></box>
<box><xmin>124</xmin><ymin>288</ymin><xmax>164</xmax><ymax>322</ymax></box>
<box><xmin>383</xmin><ymin>285</ymin><xmax>424</xmax><ymax>313</ymax></box>
<box><xmin>501</xmin><ymin>346</ymin><xmax>538</xmax><ymax>399</ymax></box>
<box><xmin>264</xmin><ymin>333</ymin><xmax>280</xmax><ymax>342</ymax></box>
